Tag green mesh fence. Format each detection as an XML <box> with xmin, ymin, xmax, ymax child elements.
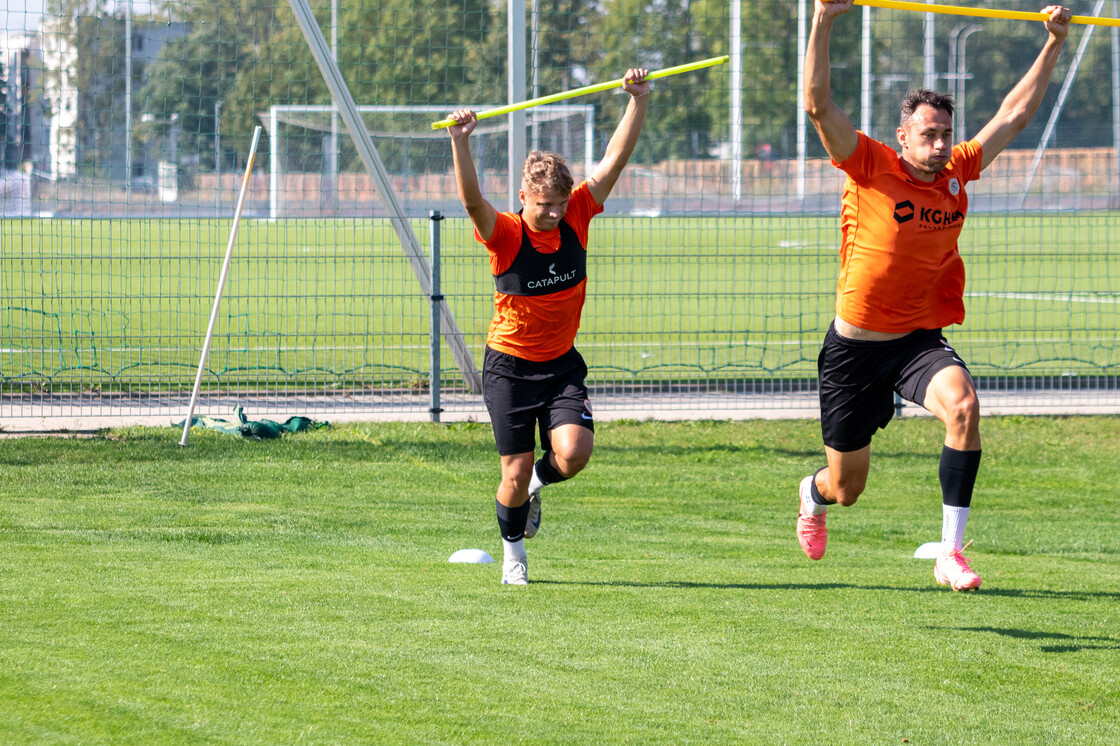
<box><xmin>1</xmin><ymin>0</ymin><xmax>1118</xmax><ymax>422</ymax></box>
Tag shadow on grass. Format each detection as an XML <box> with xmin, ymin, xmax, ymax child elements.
<box><xmin>594</xmin><ymin>442</ymin><xmax>936</xmax><ymax>461</ymax></box>
<box><xmin>532</xmin><ymin>578</ymin><xmax>1120</xmax><ymax>603</ymax></box>
<box><xmin>932</xmin><ymin>625</ymin><xmax>1120</xmax><ymax>652</ymax></box>
<box><xmin>533</xmin><ymin>579</ymin><xmax>944</xmax><ymax>593</ymax></box>
<box><xmin>0</xmin><ymin>436</ymin><xmax>497</xmax><ymax>467</ymax></box>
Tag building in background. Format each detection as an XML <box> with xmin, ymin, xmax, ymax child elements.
<box><xmin>1</xmin><ymin>30</ymin><xmax>45</xmax><ymax>173</ymax></box>
<box><xmin>37</xmin><ymin>15</ymin><xmax>78</xmax><ymax>180</ymax></box>
<box><xmin>36</xmin><ymin>14</ymin><xmax>188</xmax><ymax>182</ymax></box>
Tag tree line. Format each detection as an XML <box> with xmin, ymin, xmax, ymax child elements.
<box><xmin>42</xmin><ymin>0</ymin><xmax>1115</xmax><ymax>178</ymax></box>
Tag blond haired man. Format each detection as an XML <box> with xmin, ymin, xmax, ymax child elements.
<box><xmin>446</xmin><ymin>68</ymin><xmax>650</xmax><ymax>584</ymax></box>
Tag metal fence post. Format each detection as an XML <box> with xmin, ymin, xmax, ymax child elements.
<box><xmin>429</xmin><ymin>211</ymin><xmax>444</xmax><ymax>422</ymax></box>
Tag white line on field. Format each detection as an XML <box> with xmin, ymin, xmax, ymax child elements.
<box><xmin>3</xmin><ymin>336</ymin><xmax>1118</xmax><ymax>356</ymax></box>
<box><xmin>967</xmin><ymin>291</ymin><xmax>1120</xmax><ymax>305</ymax></box>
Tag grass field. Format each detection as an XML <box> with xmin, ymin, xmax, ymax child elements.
<box><xmin>2</xmin><ymin>214</ymin><xmax>1119</xmax><ymax>392</ymax></box>
<box><xmin>1</xmin><ymin>416</ymin><xmax>1117</xmax><ymax>742</ymax></box>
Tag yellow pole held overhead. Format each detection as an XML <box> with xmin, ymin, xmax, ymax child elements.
<box><xmin>853</xmin><ymin>0</ymin><xmax>1120</xmax><ymax>28</ymax></box>
<box><xmin>431</xmin><ymin>55</ymin><xmax>730</xmax><ymax>130</ymax></box>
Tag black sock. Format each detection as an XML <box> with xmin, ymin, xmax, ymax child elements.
<box><xmin>535</xmin><ymin>452</ymin><xmax>567</xmax><ymax>485</ymax></box>
<box><xmin>809</xmin><ymin>467</ymin><xmax>834</xmax><ymax>505</ymax></box>
<box><xmin>939</xmin><ymin>446</ymin><xmax>982</xmax><ymax>508</ymax></box>
<box><xmin>496</xmin><ymin>499</ymin><xmax>532</xmax><ymax>542</ymax></box>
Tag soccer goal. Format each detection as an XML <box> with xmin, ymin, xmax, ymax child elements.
<box><xmin>264</xmin><ymin>104</ymin><xmax>595</xmax><ymax>219</ymax></box>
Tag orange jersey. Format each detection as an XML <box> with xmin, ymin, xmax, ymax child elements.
<box><xmin>479</xmin><ymin>182</ymin><xmax>603</xmax><ymax>361</ymax></box>
<box><xmin>833</xmin><ymin>132</ymin><xmax>983</xmax><ymax>333</ymax></box>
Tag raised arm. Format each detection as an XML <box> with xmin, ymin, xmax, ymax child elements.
<box><xmin>587</xmin><ymin>68</ymin><xmax>651</xmax><ymax>207</ymax></box>
<box><xmin>805</xmin><ymin>0</ymin><xmax>859</xmax><ymax>163</ymax></box>
<box><xmin>974</xmin><ymin>5</ymin><xmax>1071</xmax><ymax>170</ymax></box>
<box><xmin>447</xmin><ymin>109</ymin><xmax>499</xmax><ymax>241</ymax></box>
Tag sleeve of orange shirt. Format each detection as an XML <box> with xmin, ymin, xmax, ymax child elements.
<box><xmin>478</xmin><ymin>213</ymin><xmax>523</xmax><ymax>276</ymax></box>
<box><xmin>833</xmin><ymin>132</ymin><xmax>896</xmax><ymax>183</ymax></box>
<box><xmin>560</xmin><ymin>182</ymin><xmax>604</xmax><ymax>249</ymax></box>
<box><xmin>952</xmin><ymin>139</ymin><xmax>983</xmax><ymax>183</ymax></box>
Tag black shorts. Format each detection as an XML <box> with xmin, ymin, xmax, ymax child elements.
<box><xmin>483</xmin><ymin>346</ymin><xmax>594</xmax><ymax>456</ymax></box>
<box><xmin>818</xmin><ymin>323</ymin><xmax>970</xmax><ymax>452</ymax></box>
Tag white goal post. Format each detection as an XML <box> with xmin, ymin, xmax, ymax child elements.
<box><xmin>265</xmin><ymin>104</ymin><xmax>595</xmax><ymax>219</ymax></box>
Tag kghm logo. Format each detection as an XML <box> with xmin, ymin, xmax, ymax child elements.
<box><xmin>919</xmin><ymin>207</ymin><xmax>965</xmax><ymax>226</ymax></box>
<box><xmin>893</xmin><ymin>199</ymin><xmax>965</xmax><ymax>228</ymax></box>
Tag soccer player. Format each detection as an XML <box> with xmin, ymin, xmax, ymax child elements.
<box><xmin>799</xmin><ymin>1</ymin><xmax>1071</xmax><ymax>589</ymax></box>
<box><xmin>445</xmin><ymin>68</ymin><xmax>650</xmax><ymax>585</ymax></box>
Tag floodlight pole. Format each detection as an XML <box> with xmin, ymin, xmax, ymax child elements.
<box><xmin>124</xmin><ymin>0</ymin><xmax>132</xmax><ymax>202</ymax></box>
<box><xmin>1114</xmin><ymin>0</ymin><xmax>1120</xmax><ymax>207</ymax></box>
<box><xmin>509</xmin><ymin>0</ymin><xmax>527</xmax><ymax>212</ymax></box>
<box><xmin>861</xmin><ymin>7</ymin><xmax>872</xmax><ymax>134</ymax></box>
<box><xmin>730</xmin><ymin>0</ymin><xmax>743</xmax><ymax>201</ymax></box>
<box><xmin>214</xmin><ymin>100</ymin><xmax>221</xmax><ymax>213</ymax></box>
<box><xmin>796</xmin><ymin>0</ymin><xmax>807</xmax><ymax>201</ymax></box>
<box><xmin>329</xmin><ymin>0</ymin><xmax>339</xmax><ymax>211</ymax></box>
<box><xmin>284</xmin><ymin>0</ymin><xmax>483</xmax><ymax>393</ymax></box>
<box><xmin>530</xmin><ymin>0</ymin><xmax>540</xmax><ymax>152</ymax></box>
<box><xmin>924</xmin><ymin>0</ymin><xmax>937</xmax><ymax>90</ymax></box>
<box><xmin>947</xmin><ymin>24</ymin><xmax>981</xmax><ymax>142</ymax></box>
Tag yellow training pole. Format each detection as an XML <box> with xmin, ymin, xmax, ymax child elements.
<box><xmin>430</xmin><ymin>55</ymin><xmax>730</xmax><ymax>130</ymax></box>
<box><xmin>854</xmin><ymin>0</ymin><xmax>1120</xmax><ymax>27</ymax></box>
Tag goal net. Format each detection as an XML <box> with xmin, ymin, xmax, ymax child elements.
<box><xmin>262</xmin><ymin>104</ymin><xmax>595</xmax><ymax>219</ymax></box>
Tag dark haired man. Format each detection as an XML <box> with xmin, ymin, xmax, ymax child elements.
<box><xmin>799</xmin><ymin>0</ymin><xmax>1071</xmax><ymax>589</ymax></box>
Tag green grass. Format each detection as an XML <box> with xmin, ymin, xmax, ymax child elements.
<box><xmin>1</xmin><ymin>416</ymin><xmax>1118</xmax><ymax>743</ymax></box>
<box><xmin>2</xmin><ymin>215</ymin><xmax>1119</xmax><ymax>390</ymax></box>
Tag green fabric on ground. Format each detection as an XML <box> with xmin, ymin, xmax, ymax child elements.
<box><xmin>175</xmin><ymin>406</ymin><xmax>330</xmax><ymax>439</ymax></box>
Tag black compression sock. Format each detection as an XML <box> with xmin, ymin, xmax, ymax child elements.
<box><xmin>939</xmin><ymin>446</ymin><xmax>982</xmax><ymax>508</ymax></box>
<box><xmin>496</xmin><ymin>499</ymin><xmax>532</xmax><ymax>542</ymax></box>
<box><xmin>535</xmin><ymin>452</ymin><xmax>568</xmax><ymax>485</ymax></box>
<box><xmin>809</xmin><ymin>467</ymin><xmax>835</xmax><ymax>505</ymax></box>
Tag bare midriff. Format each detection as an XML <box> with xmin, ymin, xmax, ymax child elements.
<box><xmin>833</xmin><ymin>316</ymin><xmax>909</xmax><ymax>341</ymax></box>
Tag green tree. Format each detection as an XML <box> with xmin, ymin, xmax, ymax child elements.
<box><xmin>949</xmin><ymin>11</ymin><xmax>1110</xmax><ymax>149</ymax></box>
<box><xmin>589</xmin><ymin>0</ymin><xmax>724</xmax><ymax>161</ymax></box>
<box><xmin>139</xmin><ymin>0</ymin><xmax>282</xmax><ymax>170</ymax></box>
<box><xmin>869</xmin><ymin>5</ymin><xmax>1112</xmax><ymax>150</ymax></box>
<box><xmin>209</xmin><ymin>0</ymin><xmax>499</xmax><ymax>172</ymax></box>
<box><xmin>522</xmin><ymin>0</ymin><xmax>599</xmax><ymax>105</ymax></box>
<box><xmin>735</xmin><ymin>0</ymin><xmax>827</xmax><ymax>159</ymax></box>
<box><xmin>140</xmin><ymin>22</ymin><xmax>247</xmax><ymax>170</ymax></box>
<box><xmin>74</xmin><ymin>15</ymin><xmax>128</xmax><ymax>176</ymax></box>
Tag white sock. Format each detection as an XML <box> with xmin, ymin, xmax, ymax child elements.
<box><xmin>528</xmin><ymin>466</ymin><xmax>544</xmax><ymax>496</ymax></box>
<box><xmin>503</xmin><ymin>538</ymin><xmax>527</xmax><ymax>564</ymax></box>
<box><xmin>942</xmin><ymin>505</ymin><xmax>970</xmax><ymax>551</ymax></box>
<box><xmin>802</xmin><ymin>480</ymin><xmax>828</xmax><ymax>516</ymax></box>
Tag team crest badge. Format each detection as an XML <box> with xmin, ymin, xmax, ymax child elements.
<box><xmin>948</xmin><ymin>178</ymin><xmax>960</xmax><ymax>196</ymax></box>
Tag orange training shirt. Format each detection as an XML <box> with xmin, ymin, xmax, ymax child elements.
<box><xmin>479</xmin><ymin>181</ymin><xmax>603</xmax><ymax>361</ymax></box>
<box><xmin>833</xmin><ymin>132</ymin><xmax>983</xmax><ymax>333</ymax></box>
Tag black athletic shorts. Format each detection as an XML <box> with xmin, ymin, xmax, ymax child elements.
<box><xmin>818</xmin><ymin>323</ymin><xmax>970</xmax><ymax>452</ymax></box>
<box><xmin>483</xmin><ymin>345</ymin><xmax>594</xmax><ymax>456</ymax></box>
